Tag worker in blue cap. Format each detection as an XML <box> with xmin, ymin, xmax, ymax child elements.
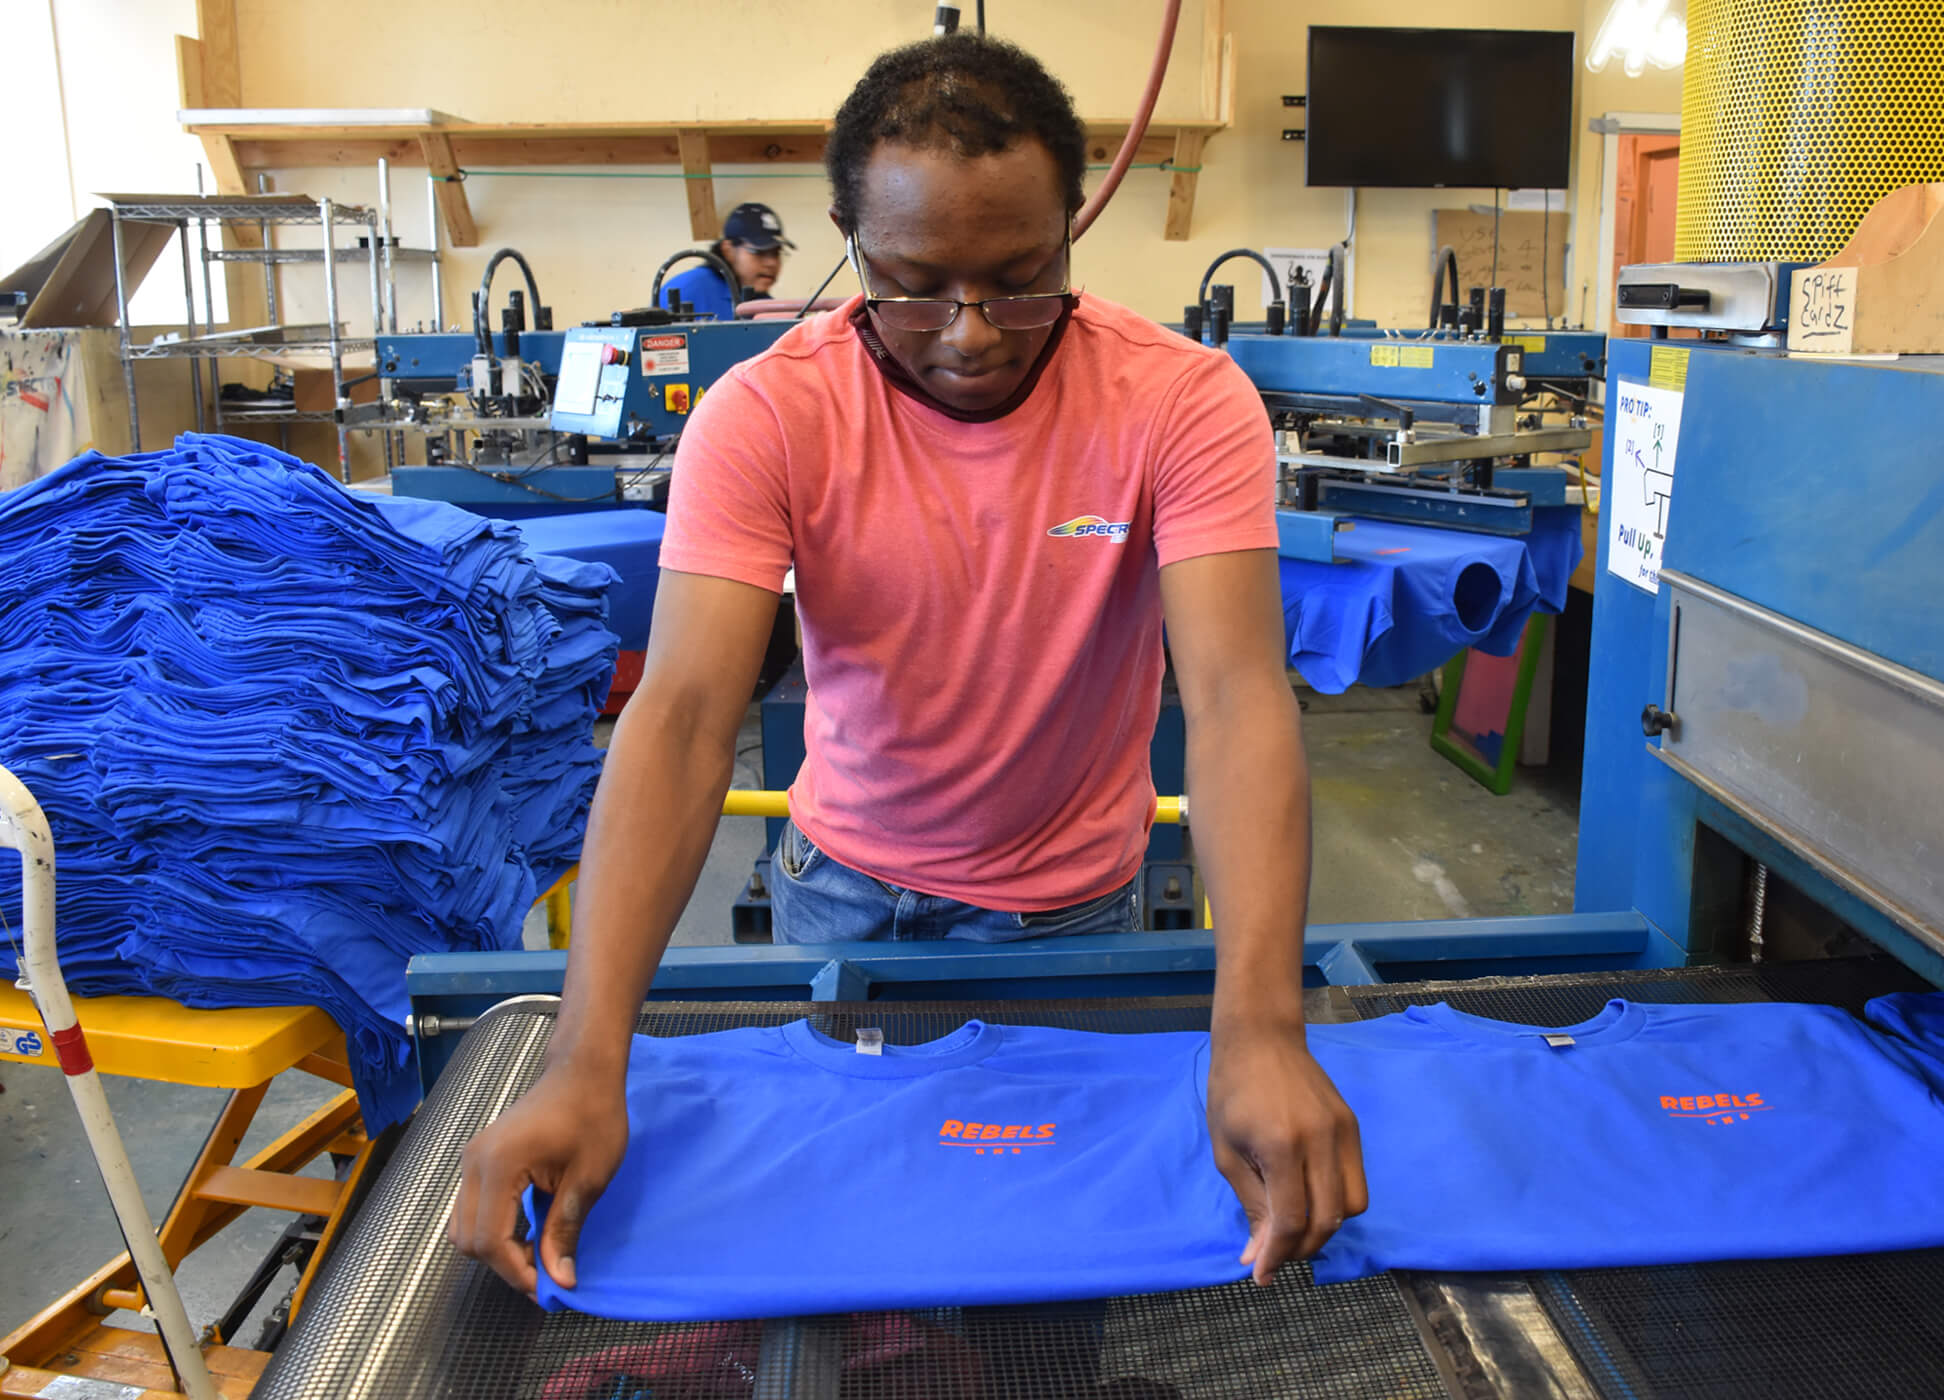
<box><xmin>658</xmin><ymin>202</ymin><xmax>796</xmax><ymax>321</ymax></box>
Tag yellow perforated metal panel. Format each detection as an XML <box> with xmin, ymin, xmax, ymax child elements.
<box><xmin>1677</xmin><ymin>0</ymin><xmax>1944</xmax><ymax>262</ymax></box>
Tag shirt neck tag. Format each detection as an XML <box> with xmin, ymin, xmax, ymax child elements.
<box><xmin>1542</xmin><ymin>1033</ymin><xmax>1576</xmax><ymax>1049</ymax></box>
<box><xmin>855</xmin><ymin>1028</ymin><xmax>885</xmax><ymax>1056</ymax></box>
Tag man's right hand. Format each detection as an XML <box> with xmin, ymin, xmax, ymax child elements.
<box><xmin>448</xmin><ymin>1065</ymin><xmax>630</xmax><ymax>1298</ymax></box>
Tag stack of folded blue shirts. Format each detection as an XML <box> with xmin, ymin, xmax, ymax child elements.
<box><xmin>0</xmin><ymin>434</ymin><xmax>617</xmax><ymax>1126</ymax></box>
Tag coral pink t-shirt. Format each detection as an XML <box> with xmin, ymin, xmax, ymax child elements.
<box><xmin>659</xmin><ymin>293</ymin><xmax>1277</xmax><ymax>910</ymax></box>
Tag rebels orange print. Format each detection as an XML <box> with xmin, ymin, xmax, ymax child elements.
<box><xmin>938</xmin><ymin>1119</ymin><xmax>1057</xmax><ymax>1155</ymax></box>
<box><xmin>1659</xmin><ymin>1091</ymin><xmax>1772</xmax><ymax>1124</ymax></box>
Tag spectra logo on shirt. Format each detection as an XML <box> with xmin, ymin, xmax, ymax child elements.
<box><xmin>1660</xmin><ymin>1092</ymin><xmax>1771</xmax><ymax>1125</ymax></box>
<box><xmin>1047</xmin><ymin>515</ymin><xmax>1131</xmax><ymax>541</ymax></box>
<box><xmin>939</xmin><ymin>1119</ymin><xmax>1057</xmax><ymax>1155</ymax></box>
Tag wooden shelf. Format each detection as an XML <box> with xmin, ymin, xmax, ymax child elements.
<box><xmin>180</xmin><ymin>0</ymin><xmax>1235</xmax><ymax>244</ymax></box>
<box><xmin>183</xmin><ymin>116</ymin><xmax>1231</xmax><ymax>245</ymax></box>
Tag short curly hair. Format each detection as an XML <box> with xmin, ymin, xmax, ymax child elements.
<box><xmin>826</xmin><ymin>34</ymin><xmax>1088</xmax><ymax>234</ymax></box>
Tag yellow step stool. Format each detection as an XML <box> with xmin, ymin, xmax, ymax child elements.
<box><xmin>1</xmin><ymin>984</ymin><xmax>342</xmax><ymax>1087</ymax></box>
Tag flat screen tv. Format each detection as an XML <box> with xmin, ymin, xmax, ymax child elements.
<box><xmin>1305</xmin><ymin>27</ymin><xmax>1575</xmax><ymax>189</ymax></box>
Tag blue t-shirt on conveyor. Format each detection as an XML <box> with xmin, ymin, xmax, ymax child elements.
<box><xmin>529</xmin><ymin>995</ymin><xmax>1944</xmax><ymax>1320</ymax></box>
<box><xmin>526</xmin><ymin>1021</ymin><xmax>1249</xmax><ymax>1319</ymax></box>
<box><xmin>1307</xmin><ymin>992</ymin><xmax>1944</xmax><ymax>1282</ymax></box>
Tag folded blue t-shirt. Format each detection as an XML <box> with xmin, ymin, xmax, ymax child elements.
<box><xmin>1307</xmin><ymin>992</ymin><xmax>1944</xmax><ymax>1282</ymax></box>
<box><xmin>525</xmin><ymin>1021</ymin><xmax>1250</xmax><ymax>1319</ymax></box>
<box><xmin>0</xmin><ymin>435</ymin><xmax>617</xmax><ymax>1128</ymax></box>
<box><xmin>531</xmin><ymin>995</ymin><xmax>1944</xmax><ymax>1320</ymax></box>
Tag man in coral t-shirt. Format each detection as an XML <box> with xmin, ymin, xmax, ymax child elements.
<box><xmin>456</xmin><ymin>34</ymin><xmax>1367</xmax><ymax>1302</ymax></box>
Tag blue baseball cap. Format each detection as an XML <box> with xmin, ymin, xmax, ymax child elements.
<box><xmin>722</xmin><ymin>203</ymin><xmax>795</xmax><ymax>252</ymax></box>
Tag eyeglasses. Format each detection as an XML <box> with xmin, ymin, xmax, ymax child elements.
<box><xmin>846</xmin><ymin>231</ymin><xmax>1076</xmax><ymax>332</ymax></box>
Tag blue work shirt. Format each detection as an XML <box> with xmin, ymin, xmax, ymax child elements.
<box><xmin>659</xmin><ymin>264</ymin><xmax>737</xmax><ymax>322</ymax></box>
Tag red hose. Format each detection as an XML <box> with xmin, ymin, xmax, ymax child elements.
<box><xmin>1072</xmin><ymin>0</ymin><xmax>1183</xmax><ymax>240</ymax></box>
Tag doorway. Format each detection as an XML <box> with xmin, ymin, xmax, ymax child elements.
<box><xmin>1611</xmin><ymin>134</ymin><xmax>1682</xmax><ymax>339</ymax></box>
<box><xmin>1593</xmin><ymin>113</ymin><xmax>1682</xmax><ymax>334</ymax></box>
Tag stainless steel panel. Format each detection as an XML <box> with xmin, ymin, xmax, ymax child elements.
<box><xmin>1615</xmin><ymin>261</ymin><xmax>1784</xmax><ymax>332</ymax></box>
<box><xmin>1276</xmin><ymin>425</ymin><xmax>1593</xmax><ymax>476</ymax></box>
<box><xmin>1656</xmin><ymin>572</ymin><xmax>1944</xmax><ymax>953</ymax></box>
<box><xmin>1390</xmin><ymin>426</ymin><xmax>1594</xmax><ymax>467</ymax></box>
<box><xmin>1399</xmin><ymin>1275</ymin><xmax>1600</xmax><ymax>1400</ymax></box>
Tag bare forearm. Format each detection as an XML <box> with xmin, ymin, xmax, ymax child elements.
<box><xmin>1190</xmin><ymin>677</ymin><xmax>1313</xmax><ymax>1033</ymax></box>
<box><xmin>1160</xmin><ymin>554</ymin><xmax>1361</xmax><ymax>1274</ymax></box>
<box><xmin>545</xmin><ymin>690</ymin><xmax>738</xmax><ymax>1083</ymax></box>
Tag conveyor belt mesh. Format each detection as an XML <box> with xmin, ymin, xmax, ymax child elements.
<box><xmin>257</xmin><ymin>997</ymin><xmax>1447</xmax><ymax>1400</ymax></box>
<box><xmin>1347</xmin><ymin>957</ymin><xmax>1944</xmax><ymax>1400</ymax></box>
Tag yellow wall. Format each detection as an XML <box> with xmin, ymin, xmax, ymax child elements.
<box><xmin>237</xmin><ymin>0</ymin><xmax>1685</xmax><ymax>337</ymax></box>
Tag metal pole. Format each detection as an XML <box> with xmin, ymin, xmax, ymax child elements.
<box><xmin>256</xmin><ymin>175</ymin><xmax>288</xmax><ymax>452</ymax></box>
<box><xmin>377</xmin><ymin>157</ymin><xmax>398</xmax><ymax>334</ymax></box>
<box><xmin>257</xmin><ymin>173</ymin><xmax>279</xmax><ymax>324</ymax></box>
<box><xmin>320</xmin><ymin>196</ymin><xmax>349</xmax><ymax>482</ymax></box>
<box><xmin>198</xmin><ymin>175</ymin><xmax>223</xmax><ymax>438</ymax></box>
<box><xmin>375</xmin><ymin>160</ymin><xmax>404</xmax><ymax>468</ymax></box>
<box><xmin>110</xmin><ymin>207</ymin><xmax>141</xmax><ymax>450</ymax></box>
<box><xmin>426</xmin><ymin>174</ymin><xmax>444</xmax><ymax>330</ymax></box>
<box><xmin>0</xmin><ymin>766</ymin><xmax>220</xmax><ymax>1400</ymax></box>
<box><xmin>367</xmin><ymin>206</ymin><xmax>388</xmax><ymax>473</ymax></box>
<box><xmin>367</xmin><ymin>210</ymin><xmax>384</xmax><ymax>347</ymax></box>
<box><xmin>178</xmin><ymin>219</ymin><xmax>204</xmax><ymax>435</ymax></box>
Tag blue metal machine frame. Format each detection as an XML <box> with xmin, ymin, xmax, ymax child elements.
<box><xmin>1227</xmin><ymin>331</ymin><xmax>1590</xmax><ymax>551</ymax></box>
<box><xmin>377</xmin><ymin>319</ymin><xmax>797</xmax><ymax>443</ymax></box>
<box><xmin>1227</xmin><ymin>334</ymin><xmax>1523</xmax><ymax>415</ymax></box>
<box><xmin>1576</xmin><ymin>340</ymin><xmax>1944</xmax><ymax>987</ymax></box>
<box><xmin>378</xmin><ymin>330</ymin><xmax>568</xmax><ymax>384</ymax></box>
<box><xmin>379</xmin><ymin>318</ymin><xmax>800</xmax><ymax>511</ymax></box>
<box><xmin>1216</xmin><ymin>326</ymin><xmax>1606</xmax><ymax>390</ymax></box>
<box><xmin>546</xmin><ymin>320</ymin><xmax>797</xmax><ymax>441</ymax></box>
<box><xmin>1331</xmin><ymin>328</ymin><xmax>1607</xmax><ymax>385</ymax></box>
<box><xmin>409</xmin><ymin>911</ymin><xmax>1661</xmax><ymax>1086</ymax></box>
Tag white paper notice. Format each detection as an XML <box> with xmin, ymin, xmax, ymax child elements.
<box><xmin>1607</xmin><ymin>379</ymin><xmax>1685</xmax><ymax>595</ymax></box>
<box><xmin>639</xmin><ymin>332</ymin><xmax>691</xmax><ymax>375</ymax></box>
<box><xmin>552</xmin><ymin>339</ymin><xmax>603</xmax><ymax>417</ymax></box>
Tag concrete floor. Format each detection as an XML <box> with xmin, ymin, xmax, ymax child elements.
<box><xmin>0</xmin><ymin>683</ymin><xmax>1578</xmax><ymax>1345</ymax></box>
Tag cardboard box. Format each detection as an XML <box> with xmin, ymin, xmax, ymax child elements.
<box><xmin>0</xmin><ymin>209</ymin><xmax>173</xmax><ymax>329</ymax></box>
<box><xmin>291</xmin><ymin>369</ymin><xmax>380</xmax><ymax>414</ymax></box>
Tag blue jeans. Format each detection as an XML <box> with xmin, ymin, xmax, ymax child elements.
<box><xmin>769</xmin><ymin>819</ymin><xmax>1141</xmax><ymax>944</ymax></box>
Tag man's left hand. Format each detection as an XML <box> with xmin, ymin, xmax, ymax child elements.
<box><xmin>1206</xmin><ymin>1019</ymin><xmax>1368</xmax><ymax>1285</ymax></box>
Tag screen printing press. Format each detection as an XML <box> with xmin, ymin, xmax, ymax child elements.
<box><xmin>247</xmin><ymin>345</ymin><xmax>1944</xmax><ymax>1398</ymax></box>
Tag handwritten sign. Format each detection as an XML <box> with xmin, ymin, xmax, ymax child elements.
<box><xmin>1432</xmin><ymin>210</ymin><xmax>1569</xmax><ymax>320</ymax></box>
<box><xmin>1607</xmin><ymin>378</ymin><xmax>1685</xmax><ymax>595</ymax></box>
<box><xmin>1786</xmin><ymin>266</ymin><xmax>1858</xmax><ymax>353</ymax></box>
